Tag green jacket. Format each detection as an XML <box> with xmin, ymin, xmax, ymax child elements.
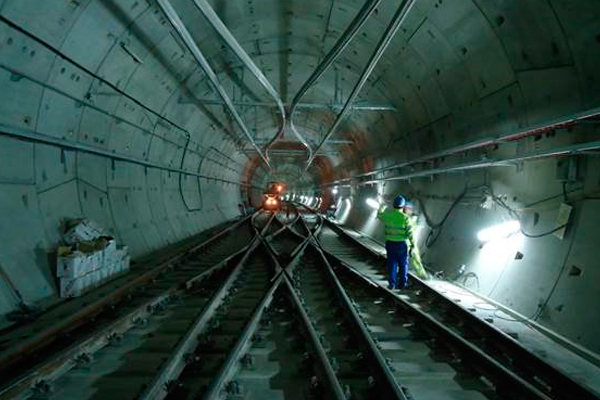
<box><xmin>377</xmin><ymin>206</ymin><xmax>415</xmax><ymax>244</ymax></box>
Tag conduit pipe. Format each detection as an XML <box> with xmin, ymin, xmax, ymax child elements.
<box><xmin>334</xmin><ymin>105</ymin><xmax>600</xmax><ymax>185</ymax></box>
<box><xmin>360</xmin><ymin>140</ymin><xmax>600</xmax><ymax>185</ymax></box>
<box><xmin>192</xmin><ymin>0</ymin><xmax>287</xmax><ymax>163</ymax></box>
<box><xmin>289</xmin><ymin>0</ymin><xmax>384</xmax><ymax>161</ymax></box>
<box><xmin>156</xmin><ymin>0</ymin><xmax>271</xmax><ymax>169</ymax></box>
<box><xmin>306</xmin><ymin>0</ymin><xmax>416</xmax><ymax>170</ymax></box>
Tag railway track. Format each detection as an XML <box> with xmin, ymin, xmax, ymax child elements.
<box><xmin>289</xmin><ymin>243</ymin><xmax>404</xmax><ymax>399</ymax></box>
<box><xmin>310</xmin><ymin>210</ymin><xmax>600</xmax><ymax>400</ymax></box>
<box><xmin>1</xmin><ymin>204</ymin><xmax>598</xmax><ymax>400</ymax></box>
<box><xmin>161</xmin><ymin>244</ymin><xmax>280</xmax><ymax>400</ymax></box>
<box><xmin>219</xmin><ymin>288</ymin><xmax>338</xmax><ymax>400</ymax></box>
<box><xmin>0</xmin><ymin>215</ymin><xmax>257</xmax><ymax>399</ymax></box>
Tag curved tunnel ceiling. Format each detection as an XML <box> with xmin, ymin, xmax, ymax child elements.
<box><xmin>0</xmin><ymin>0</ymin><xmax>598</xmax><ymax>195</ymax></box>
<box><xmin>165</xmin><ymin>0</ymin><xmax>599</xmax><ymax>190</ymax></box>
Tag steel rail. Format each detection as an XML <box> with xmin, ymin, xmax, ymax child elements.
<box><xmin>296</xmin><ymin>203</ymin><xmax>324</xmax><ymax>236</ymax></box>
<box><xmin>261</xmin><ymin>225</ymin><xmax>310</xmax><ymax>265</ymax></box>
<box><xmin>155</xmin><ymin>0</ymin><xmax>271</xmax><ymax>169</ymax></box>
<box><xmin>288</xmin><ymin>0</ymin><xmax>383</xmax><ymax>161</ymax></box>
<box><xmin>161</xmin><ymin>242</ymin><xmax>276</xmax><ymax>400</ymax></box>
<box><xmin>294</xmin><ymin>207</ymin><xmax>407</xmax><ymax>398</ymax></box>
<box><xmin>290</xmin><ymin>244</ymin><xmax>400</xmax><ymax>398</ymax></box>
<box><xmin>289</xmin><ymin>206</ymin><xmax>317</xmax><ymax>239</ymax></box>
<box><xmin>258</xmin><ymin>217</ymin><xmax>347</xmax><ymax>400</ymax></box>
<box><xmin>253</xmin><ymin>211</ymin><xmax>282</xmax><ymax>237</ymax></box>
<box><xmin>187</xmin><ymin>212</ymin><xmax>290</xmax><ymax>399</ymax></box>
<box><xmin>0</xmin><ymin>215</ymin><xmax>254</xmax><ymax>385</ymax></box>
<box><xmin>281</xmin><ymin>276</ymin><xmax>347</xmax><ymax>400</ymax></box>
<box><xmin>252</xmin><ymin>210</ymin><xmax>348</xmax><ymax>398</ymax></box>
<box><xmin>3</xmin><ymin>241</ymin><xmax>254</xmax><ymax>400</ymax></box>
<box><xmin>321</xmin><ymin>219</ymin><xmax>599</xmax><ymax>400</ymax></box>
<box><xmin>202</xmin><ymin>274</ymin><xmax>283</xmax><ymax>400</ymax></box>
<box><xmin>306</xmin><ymin>0</ymin><xmax>416</xmax><ymax>170</ymax></box>
<box><xmin>281</xmin><ymin>203</ymin><xmax>310</xmax><ymax>237</ymax></box>
<box><xmin>139</xmin><ymin>237</ymin><xmax>263</xmax><ymax>400</ymax></box>
<box><xmin>276</xmin><ymin>204</ymin><xmax>301</xmax><ymax>229</ymax></box>
<box><xmin>311</xmin><ymin>240</ymin><xmax>408</xmax><ymax>399</ymax></box>
<box><xmin>0</xmin><ymin>124</ymin><xmax>252</xmax><ymax>188</ymax></box>
<box><xmin>191</xmin><ymin>0</ymin><xmax>290</xmax><ymax>162</ymax></box>
<box><xmin>327</xmin><ymin>252</ymin><xmax>553</xmax><ymax>399</ymax></box>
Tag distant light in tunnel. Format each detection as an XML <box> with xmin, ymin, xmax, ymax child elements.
<box><xmin>336</xmin><ymin>197</ymin><xmax>342</xmax><ymax>210</ymax></box>
<box><xmin>477</xmin><ymin>220</ymin><xmax>521</xmax><ymax>242</ymax></box>
<box><xmin>365</xmin><ymin>198</ymin><xmax>381</xmax><ymax>210</ymax></box>
<box><xmin>339</xmin><ymin>199</ymin><xmax>352</xmax><ymax>223</ymax></box>
<box><xmin>332</xmin><ymin>187</ymin><xmax>339</xmax><ymax>195</ymax></box>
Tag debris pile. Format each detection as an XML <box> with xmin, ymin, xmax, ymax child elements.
<box><xmin>57</xmin><ymin>219</ymin><xmax>130</xmax><ymax>298</ymax></box>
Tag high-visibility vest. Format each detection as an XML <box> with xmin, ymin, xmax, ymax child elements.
<box><xmin>377</xmin><ymin>207</ymin><xmax>415</xmax><ymax>242</ymax></box>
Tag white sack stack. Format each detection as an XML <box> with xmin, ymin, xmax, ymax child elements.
<box><xmin>57</xmin><ymin>219</ymin><xmax>130</xmax><ymax>298</ymax></box>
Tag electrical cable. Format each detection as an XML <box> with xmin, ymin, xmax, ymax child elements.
<box><xmin>531</xmin><ymin>227</ymin><xmax>578</xmax><ymax>321</ymax></box>
<box><xmin>461</xmin><ymin>272</ymin><xmax>480</xmax><ymax>291</ymax></box>
<box><xmin>520</xmin><ymin>223</ymin><xmax>568</xmax><ymax>238</ymax></box>
<box><xmin>483</xmin><ymin>185</ymin><xmax>570</xmax><ymax>238</ymax></box>
<box><xmin>419</xmin><ymin>188</ymin><xmax>468</xmax><ymax>248</ymax></box>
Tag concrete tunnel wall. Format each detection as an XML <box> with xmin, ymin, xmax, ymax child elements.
<box><xmin>327</xmin><ymin>0</ymin><xmax>600</xmax><ymax>353</ymax></box>
<box><xmin>0</xmin><ymin>0</ymin><xmax>599</xmax><ymax>356</ymax></box>
<box><xmin>0</xmin><ymin>0</ymin><xmax>249</xmax><ymax>323</ymax></box>
<box><xmin>337</xmin><ymin>155</ymin><xmax>600</xmax><ymax>354</ymax></box>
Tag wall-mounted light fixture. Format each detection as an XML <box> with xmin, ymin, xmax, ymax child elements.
<box><xmin>365</xmin><ymin>198</ymin><xmax>380</xmax><ymax>209</ymax></box>
<box><xmin>477</xmin><ymin>220</ymin><xmax>520</xmax><ymax>242</ymax></box>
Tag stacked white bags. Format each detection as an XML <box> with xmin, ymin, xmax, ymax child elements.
<box><xmin>57</xmin><ymin>219</ymin><xmax>130</xmax><ymax>298</ymax></box>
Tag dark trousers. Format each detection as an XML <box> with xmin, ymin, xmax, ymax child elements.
<box><xmin>385</xmin><ymin>240</ymin><xmax>409</xmax><ymax>289</ymax></box>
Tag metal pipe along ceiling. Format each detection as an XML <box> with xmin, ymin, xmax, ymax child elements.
<box><xmin>155</xmin><ymin>0</ymin><xmax>272</xmax><ymax>170</ymax></box>
<box><xmin>329</xmin><ymin>105</ymin><xmax>600</xmax><ymax>186</ymax></box>
<box><xmin>192</xmin><ymin>0</ymin><xmax>290</xmax><ymax>163</ymax></box>
<box><xmin>288</xmin><ymin>0</ymin><xmax>384</xmax><ymax>162</ymax></box>
<box><xmin>305</xmin><ymin>0</ymin><xmax>417</xmax><ymax>171</ymax></box>
<box><xmin>359</xmin><ymin>140</ymin><xmax>600</xmax><ymax>185</ymax></box>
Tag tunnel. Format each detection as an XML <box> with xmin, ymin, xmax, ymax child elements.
<box><xmin>0</xmin><ymin>0</ymin><xmax>600</xmax><ymax>399</ymax></box>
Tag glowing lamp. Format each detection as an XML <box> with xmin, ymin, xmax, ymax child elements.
<box><xmin>366</xmin><ymin>198</ymin><xmax>380</xmax><ymax>209</ymax></box>
<box><xmin>477</xmin><ymin>220</ymin><xmax>520</xmax><ymax>242</ymax></box>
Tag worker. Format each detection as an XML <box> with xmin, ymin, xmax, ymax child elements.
<box><xmin>377</xmin><ymin>195</ymin><xmax>416</xmax><ymax>289</ymax></box>
<box><xmin>327</xmin><ymin>203</ymin><xmax>337</xmax><ymax>219</ymax></box>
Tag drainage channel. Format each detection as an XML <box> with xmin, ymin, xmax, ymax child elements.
<box><xmin>314</xmin><ymin>217</ymin><xmax>600</xmax><ymax>400</ymax></box>
<box><xmin>0</xmin><ymin>215</ymin><xmax>257</xmax><ymax>399</ymax></box>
